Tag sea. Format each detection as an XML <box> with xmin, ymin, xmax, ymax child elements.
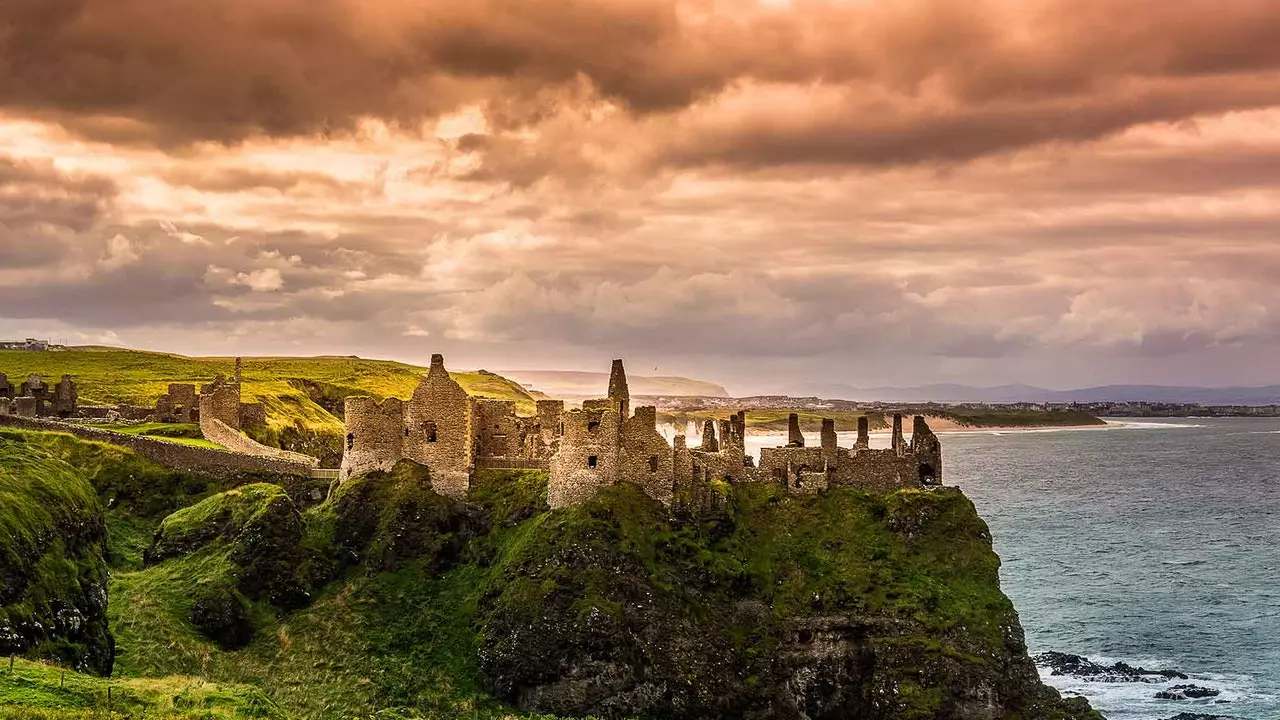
<box><xmin>736</xmin><ymin>418</ymin><xmax>1280</xmax><ymax>720</ymax></box>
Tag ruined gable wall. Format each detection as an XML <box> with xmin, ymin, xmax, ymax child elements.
<box><xmin>0</xmin><ymin>374</ymin><xmax>12</xmax><ymax>399</ymax></box>
<box><xmin>475</xmin><ymin>399</ymin><xmax>522</xmax><ymax>458</ymax></box>
<box><xmin>341</xmin><ymin>396</ymin><xmax>406</xmax><ymax>479</ymax></box>
<box><xmin>404</xmin><ymin>355</ymin><xmax>474</xmax><ymax>500</ymax></box>
<box><xmin>199</xmin><ymin>377</ymin><xmax>242</xmax><ymax>432</ymax></box>
<box><xmin>548</xmin><ymin>407</ymin><xmax>620</xmax><ymax>509</ymax></box>
<box><xmin>620</xmin><ymin>406</ymin><xmax>675</xmax><ymax>506</ymax></box>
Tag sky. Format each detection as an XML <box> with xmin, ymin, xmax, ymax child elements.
<box><xmin>2</xmin><ymin>0</ymin><xmax>1280</xmax><ymax>395</ymax></box>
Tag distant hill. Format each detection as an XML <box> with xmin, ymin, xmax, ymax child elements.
<box><xmin>797</xmin><ymin>381</ymin><xmax>1280</xmax><ymax>405</ymax></box>
<box><xmin>499</xmin><ymin>369</ymin><xmax>729</xmax><ymax>399</ymax></box>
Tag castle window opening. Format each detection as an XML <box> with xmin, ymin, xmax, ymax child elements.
<box><xmin>425</xmin><ymin>421</ymin><xmax>438</xmax><ymax>443</ymax></box>
<box><xmin>587</xmin><ymin>419</ymin><xmax>600</xmax><ymax>433</ymax></box>
<box><xmin>588</xmin><ymin>455</ymin><xmax>598</xmax><ymax>469</ymax></box>
<box><xmin>346</xmin><ymin>433</ymin><xmax>354</xmax><ymax>451</ymax></box>
<box><xmin>648</xmin><ymin>455</ymin><xmax>659</xmax><ymax>472</ymax></box>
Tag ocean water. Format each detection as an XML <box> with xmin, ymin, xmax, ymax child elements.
<box><xmin>946</xmin><ymin>418</ymin><xmax>1280</xmax><ymax>720</ymax></box>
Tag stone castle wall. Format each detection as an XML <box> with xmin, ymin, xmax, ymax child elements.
<box><xmin>342</xmin><ymin>396</ymin><xmax>406</xmax><ymax>478</ymax></box>
<box><xmin>335</xmin><ymin>356</ymin><xmax>945</xmax><ymax>510</ymax></box>
<box><xmin>0</xmin><ymin>414</ymin><xmax>316</xmax><ymax>477</ymax></box>
<box><xmin>548</xmin><ymin>407</ymin><xmax>621</xmax><ymax>509</ymax></box>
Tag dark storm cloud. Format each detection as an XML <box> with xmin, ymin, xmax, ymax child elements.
<box><xmin>5</xmin><ymin>0</ymin><xmax>1280</xmax><ymax>170</ymax></box>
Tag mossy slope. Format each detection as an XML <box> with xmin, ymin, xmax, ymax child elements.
<box><xmin>0</xmin><ymin>441</ymin><xmax>112</xmax><ymax>675</ymax></box>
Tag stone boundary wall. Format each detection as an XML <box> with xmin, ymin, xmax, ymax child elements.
<box><xmin>200</xmin><ymin>417</ymin><xmax>318</xmax><ymax>466</ymax></box>
<box><xmin>0</xmin><ymin>415</ymin><xmax>317</xmax><ymax>478</ymax></box>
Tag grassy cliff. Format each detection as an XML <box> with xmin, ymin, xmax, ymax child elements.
<box><xmin>0</xmin><ymin>430</ymin><xmax>1098</xmax><ymax>720</ymax></box>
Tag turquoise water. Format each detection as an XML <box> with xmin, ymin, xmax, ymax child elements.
<box><xmin>948</xmin><ymin>418</ymin><xmax>1280</xmax><ymax>720</ymax></box>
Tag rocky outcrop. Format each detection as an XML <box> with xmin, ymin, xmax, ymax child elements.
<box><xmin>1034</xmin><ymin>651</ymin><xmax>1188</xmax><ymax>682</ymax></box>
<box><xmin>1154</xmin><ymin>684</ymin><xmax>1221</xmax><ymax>700</ymax></box>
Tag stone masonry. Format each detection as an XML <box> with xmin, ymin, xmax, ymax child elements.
<box><xmin>0</xmin><ymin>373</ymin><xmax>79</xmax><ymax>418</ymax></box>
<box><xmin>339</xmin><ymin>356</ymin><xmax>944</xmax><ymax>509</ymax></box>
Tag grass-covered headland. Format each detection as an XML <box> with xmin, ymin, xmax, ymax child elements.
<box><xmin>0</xmin><ymin>429</ymin><xmax>1100</xmax><ymax>720</ymax></box>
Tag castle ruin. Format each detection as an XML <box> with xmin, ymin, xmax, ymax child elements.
<box><xmin>0</xmin><ymin>373</ymin><xmax>78</xmax><ymax>418</ymax></box>
<box><xmin>340</xmin><ymin>356</ymin><xmax>943</xmax><ymax>507</ymax></box>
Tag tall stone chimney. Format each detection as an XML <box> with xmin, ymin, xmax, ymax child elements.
<box><xmin>608</xmin><ymin>359</ymin><xmax>630</xmax><ymax>419</ymax></box>
<box><xmin>856</xmin><ymin>416</ymin><xmax>870</xmax><ymax>449</ymax></box>
<box><xmin>429</xmin><ymin>354</ymin><xmax>446</xmax><ymax>375</ymax></box>
<box><xmin>891</xmin><ymin>413</ymin><xmax>905</xmax><ymax>455</ymax></box>
<box><xmin>233</xmin><ymin>357</ymin><xmax>243</xmax><ymax>386</ymax></box>
<box><xmin>787</xmin><ymin>413</ymin><xmax>804</xmax><ymax>447</ymax></box>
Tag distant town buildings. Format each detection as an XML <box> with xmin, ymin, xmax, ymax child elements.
<box><xmin>0</xmin><ymin>338</ymin><xmax>66</xmax><ymax>352</ymax></box>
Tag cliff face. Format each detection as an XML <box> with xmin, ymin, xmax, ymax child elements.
<box><xmin>0</xmin><ymin>438</ymin><xmax>112</xmax><ymax>674</ymax></box>
<box><xmin>476</xmin><ymin>483</ymin><xmax>1098</xmax><ymax>720</ymax></box>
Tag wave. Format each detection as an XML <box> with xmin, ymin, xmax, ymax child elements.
<box><xmin>1161</xmin><ymin>559</ymin><xmax>1208</xmax><ymax>567</ymax></box>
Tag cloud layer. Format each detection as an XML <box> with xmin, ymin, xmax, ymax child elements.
<box><xmin>1</xmin><ymin>0</ymin><xmax>1279</xmax><ymax>391</ymax></box>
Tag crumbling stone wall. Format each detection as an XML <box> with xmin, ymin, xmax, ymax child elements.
<box><xmin>476</xmin><ymin>399</ymin><xmax>522</xmax><ymax>458</ymax></box>
<box><xmin>403</xmin><ymin>354</ymin><xmax>475</xmax><ymax>500</ymax></box>
<box><xmin>14</xmin><ymin>397</ymin><xmax>37</xmax><ymax>417</ymax></box>
<box><xmin>51</xmin><ymin>375</ymin><xmax>77</xmax><ymax>417</ymax></box>
<box><xmin>0</xmin><ymin>374</ymin><xmax>12</xmax><ymax>399</ymax></box>
<box><xmin>200</xmin><ymin>375</ymin><xmax>242</xmax><ymax>431</ymax></box>
<box><xmin>0</xmin><ymin>398</ymin><xmax>9</xmax><ymax>416</ymax></box>
<box><xmin>340</xmin><ymin>396</ymin><xmax>406</xmax><ymax>479</ymax></box>
<box><xmin>548</xmin><ymin>407</ymin><xmax>620</xmax><ymax>509</ymax></box>
<box><xmin>620</xmin><ymin>406</ymin><xmax>674</xmax><ymax>506</ymax></box>
<box><xmin>910</xmin><ymin>415</ymin><xmax>943</xmax><ymax>486</ymax></box>
<box><xmin>154</xmin><ymin>383</ymin><xmax>198</xmax><ymax>423</ymax></box>
<box><xmin>201</xmin><ymin>417</ymin><xmax>319</xmax><ymax>467</ymax></box>
<box><xmin>238</xmin><ymin>402</ymin><xmax>266</xmax><ymax>430</ymax></box>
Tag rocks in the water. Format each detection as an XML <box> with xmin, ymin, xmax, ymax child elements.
<box><xmin>1154</xmin><ymin>684</ymin><xmax>1221</xmax><ymax>700</ymax></box>
<box><xmin>1158</xmin><ymin>713</ymin><xmax>1233</xmax><ymax>720</ymax></box>
<box><xmin>1034</xmin><ymin>651</ymin><xmax>1188</xmax><ymax>682</ymax></box>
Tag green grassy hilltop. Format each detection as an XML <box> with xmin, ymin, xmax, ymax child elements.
<box><xmin>0</xmin><ymin>429</ymin><xmax>1098</xmax><ymax>720</ymax></box>
<box><xmin>0</xmin><ymin>348</ymin><xmax>540</xmax><ymax>465</ymax></box>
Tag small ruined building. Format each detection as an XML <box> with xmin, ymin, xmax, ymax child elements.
<box><xmin>341</xmin><ymin>356</ymin><xmax>944</xmax><ymax>508</ymax></box>
<box><xmin>0</xmin><ymin>373</ymin><xmax>78</xmax><ymax>418</ymax></box>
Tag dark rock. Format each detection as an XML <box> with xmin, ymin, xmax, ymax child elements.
<box><xmin>1034</xmin><ymin>651</ymin><xmax>1188</xmax><ymax>682</ymax></box>
<box><xmin>1155</xmin><ymin>684</ymin><xmax>1221</xmax><ymax>700</ymax></box>
<box><xmin>1159</xmin><ymin>713</ymin><xmax>1234</xmax><ymax>720</ymax></box>
<box><xmin>190</xmin><ymin>584</ymin><xmax>255</xmax><ymax>650</ymax></box>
